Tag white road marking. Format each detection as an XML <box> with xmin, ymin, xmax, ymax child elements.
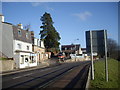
<box><xmin>12</xmin><ymin>68</ymin><xmax>52</xmax><ymax>80</ymax></box>
<box><xmin>12</xmin><ymin>73</ymin><xmax>33</xmax><ymax>79</ymax></box>
<box><xmin>23</xmin><ymin>73</ymin><xmax>33</xmax><ymax>76</ymax></box>
<box><xmin>13</xmin><ymin>76</ymin><xmax>23</xmax><ymax>79</ymax></box>
<box><xmin>41</xmin><ymin>68</ymin><xmax>51</xmax><ymax>72</ymax></box>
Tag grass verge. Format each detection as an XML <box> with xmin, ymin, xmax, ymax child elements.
<box><xmin>90</xmin><ymin>58</ymin><xmax>119</xmax><ymax>88</ymax></box>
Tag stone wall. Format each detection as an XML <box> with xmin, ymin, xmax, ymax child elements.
<box><xmin>0</xmin><ymin>60</ymin><xmax>14</xmax><ymax>72</ymax></box>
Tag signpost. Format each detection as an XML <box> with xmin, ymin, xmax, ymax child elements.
<box><xmin>104</xmin><ymin>30</ymin><xmax>108</xmax><ymax>82</ymax></box>
<box><xmin>86</xmin><ymin>30</ymin><xmax>108</xmax><ymax>81</ymax></box>
<box><xmin>90</xmin><ymin>30</ymin><xmax>94</xmax><ymax>80</ymax></box>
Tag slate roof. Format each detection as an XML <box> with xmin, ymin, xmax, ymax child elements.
<box><xmin>62</xmin><ymin>44</ymin><xmax>80</xmax><ymax>48</ymax></box>
<box><xmin>61</xmin><ymin>44</ymin><xmax>80</xmax><ymax>50</ymax></box>
<box><xmin>13</xmin><ymin>26</ymin><xmax>32</xmax><ymax>43</ymax></box>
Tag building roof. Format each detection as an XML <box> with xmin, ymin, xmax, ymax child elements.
<box><xmin>2</xmin><ymin>22</ymin><xmax>13</xmax><ymax>25</ymax></box>
<box><xmin>0</xmin><ymin>14</ymin><xmax>4</xmax><ymax>16</ymax></box>
<box><xmin>81</xmin><ymin>48</ymin><xmax>86</xmax><ymax>50</ymax></box>
<box><xmin>61</xmin><ymin>44</ymin><xmax>80</xmax><ymax>50</ymax></box>
<box><xmin>62</xmin><ymin>44</ymin><xmax>80</xmax><ymax>48</ymax></box>
<box><xmin>86</xmin><ymin>30</ymin><xmax>105</xmax><ymax>32</ymax></box>
<box><xmin>13</xmin><ymin>25</ymin><xmax>32</xmax><ymax>43</ymax></box>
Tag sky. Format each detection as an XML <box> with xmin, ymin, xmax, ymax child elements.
<box><xmin>2</xmin><ymin>2</ymin><xmax>118</xmax><ymax>48</ymax></box>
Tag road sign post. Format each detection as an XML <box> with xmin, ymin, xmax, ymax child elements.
<box><xmin>86</xmin><ymin>30</ymin><xmax>108</xmax><ymax>81</ymax></box>
<box><xmin>90</xmin><ymin>30</ymin><xmax>94</xmax><ymax>80</ymax></box>
<box><xmin>104</xmin><ymin>30</ymin><xmax>108</xmax><ymax>82</ymax></box>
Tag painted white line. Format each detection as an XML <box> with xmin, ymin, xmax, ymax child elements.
<box><xmin>23</xmin><ymin>73</ymin><xmax>33</xmax><ymax>76</ymax></box>
<box><xmin>41</xmin><ymin>68</ymin><xmax>51</xmax><ymax>72</ymax></box>
<box><xmin>13</xmin><ymin>76</ymin><xmax>23</xmax><ymax>79</ymax></box>
<box><xmin>13</xmin><ymin>73</ymin><xmax>33</xmax><ymax>79</ymax></box>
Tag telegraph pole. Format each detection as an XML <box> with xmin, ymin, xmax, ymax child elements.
<box><xmin>104</xmin><ymin>30</ymin><xmax>108</xmax><ymax>82</ymax></box>
<box><xmin>90</xmin><ymin>30</ymin><xmax>94</xmax><ymax>80</ymax></box>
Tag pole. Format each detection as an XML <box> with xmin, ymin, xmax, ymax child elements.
<box><xmin>75</xmin><ymin>44</ymin><xmax>76</xmax><ymax>61</ymax></box>
<box><xmin>90</xmin><ymin>30</ymin><xmax>94</xmax><ymax>80</ymax></box>
<box><xmin>104</xmin><ymin>30</ymin><xmax>108</xmax><ymax>82</ymax></box>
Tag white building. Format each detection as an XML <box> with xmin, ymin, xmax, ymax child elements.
<box><xmin>0</xmin><ymin>15</ymin><xmax>37</xmax><ymax>68</ymax></box>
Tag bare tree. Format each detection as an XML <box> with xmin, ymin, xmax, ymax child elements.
<box><xmin>107</xmin><ymin>38</ymin><xmax>118</xmax><ymax>60</ymax></box>
<box><xmin>23</xmin><ymin>24</ymin><xmax>31</xmax><ymax>31</ymax></box>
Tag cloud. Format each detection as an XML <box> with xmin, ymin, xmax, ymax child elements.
<box><xmin>31</xmin><ymin>2</ymin><xmax>42</xmax><ymax>7</ymax></box>
<box><xmin>46</xmin><ymin>6</ymin><xmax>54</xmax><ymax>11</ymax></box>
<box><xmin>31</xmin><ymin>2</ymin><xmax>54</xmax><ymax>11</ymax></box>
<box><xmin>73</xmin><ymin>11</ymin><xmax>92</xmax><ymax>21</ymax></box>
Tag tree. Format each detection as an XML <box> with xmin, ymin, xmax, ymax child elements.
<box><xmin>107</xmin><ymin>38</ymin><xmax>118</xmax><ymax>60</ymax></box>
<box><xmin>40</xmin><ymin>12</ymin><xmax>61</xmax><ymax>52</ymax></box>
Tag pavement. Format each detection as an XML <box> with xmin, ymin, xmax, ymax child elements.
<box><xmin>1</xmin><ymin>58</ymin><xmax>73</xmax><ymax>76</ymax></box>
<box><xmin>1</xmin><ymin>57</ymin><xmax>88</xmax><ymax>76</ymax></box>
<box><xmin>0</xmin><ymin>58</ymin><xmax>57</xmax><ymax>76</ymax></box>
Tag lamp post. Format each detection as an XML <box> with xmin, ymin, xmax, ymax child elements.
<box><xmin>74</xmin><ymin>39</ymin><xmax>79</xmax><ymax>62</ymax></box>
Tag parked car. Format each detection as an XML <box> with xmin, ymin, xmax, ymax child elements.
<box><xmin>58</xmin><ymin>52</ymin><xmax>66</xmax><ymax>61</ymax></box>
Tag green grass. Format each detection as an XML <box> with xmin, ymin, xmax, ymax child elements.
<box><xmin>0</xmin><ymin>57</ymin><xmax>8</xmax><ymax>60</ymax></box>
<box><xmin>90</xmin><ymin>58</ymin><xmax>119</xmax><ymax>88</ymax></box>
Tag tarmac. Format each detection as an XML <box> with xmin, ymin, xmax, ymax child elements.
<box><xmin>0</xmin><ymin>58</ymin><xmax>86</xmax><ymax>76</ymax></box>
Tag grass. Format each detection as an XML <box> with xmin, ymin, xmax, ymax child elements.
<box><xmin>90</xmin><ymin>58</ymin><xmax>119</xmax><ymax>88</ymax></box>
<box><xmin>0</xmin><ymin>57</ymin><xmax>8</xmax><ymax>60</ymax></box>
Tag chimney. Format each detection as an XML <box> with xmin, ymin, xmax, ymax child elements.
<box><xmin>0</xmin><ymin>14</ymin><xmax>4</xmax><ymax>22</ymax></box>
<box><xmin>31</xmin><ymin>31</ymin><xmax>34</xmax><ymax>45</ymax></box>
<box><xmin>17</xmin><ymin>23</ymin><xmax>23</xmax><ymax>29</ymax></box>
<box><xmin>31</xmin><ymin>31</ymin><xmax>34</xmax><ymax>37</ymax></box>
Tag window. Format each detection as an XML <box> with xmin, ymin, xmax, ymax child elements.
<box><xmin>20</xmin><ymin>55</ymin><xmax>24</xmax><ymax>64</ymax></box>
<box><xmin>25</xmin><ymin>58</ymin><xmax>28</xmax><ymax>62</ymax></box>
<box><xmin>17</xmin><ymin>44</ymin><xmax>21</xmax><ymax>49</ymax></box>
<box><xmin>30</xmin><ymin>56</ymin><xmax>35</xmax><ymax>63</ymax></box>
<box><xmin>18</xmin><ymin>29</ymin><xmax>22</xmax><ymax>36</ymax></box>
<box><xmin>26</xmin><ymin>33</ymin><xmax>29</xmax><ymax>39</ymax></box>
<box><xmin>27</xmin><ymin>46</ymin><xmax>29</xmax><ymax>50</ymax></box>
<box><xmin>65</xmin><ymin>48</ymin><xmax>67</xmax><ymax>50</ymax></box>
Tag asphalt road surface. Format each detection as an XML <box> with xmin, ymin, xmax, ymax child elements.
<box><xmin>2</xmin><ymin>61</ymin><xmax>90</xmax><ymax>89</ymax></box>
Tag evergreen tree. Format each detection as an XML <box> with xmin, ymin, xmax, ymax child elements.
<box><xmin>40</xmin><ymin>12</ymin><xmax>61</xmax><ymax>52</ymax></box>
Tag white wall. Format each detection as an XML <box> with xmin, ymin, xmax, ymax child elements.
<box><xmin>1</xmin><ymin>23</ymin><xmax>14</xmax><ymax>58</ymax></box>
<box><xmin>34</xmin><ymin>38</ymin><xmax>45</xmax><ymax>48</ymax></box>
<box><xmin>79</xmin><ymin>48</ymin><xmax>83</xmax><ymax>54</ymax></box>
<box><xmin>34</xmin><ymin>38</ymin><xmax>38</xmax><ymax>46</ymax></box>
<box><xmin>0</xmin><ymin>18</ymin><xmax>2</xmax><ymax>57</ymax></box>
<box><xmin>14</xmin><ymin>53</ymin><xmax>19</xmax><ymax>68</ymax></box>
<box><xmin>40</xmin><ymin>41</ymin><xmax>45</xmax><ymax>48</ymax></box>
<box><xmin>13</xmin><ymin>40</ymin><xmax>32</xmax><ymax>53</ymax></box>
<box><xmin>0</xmin><ymin>15</ymin><xmax>4</xmax><ymax>22</ymax></box>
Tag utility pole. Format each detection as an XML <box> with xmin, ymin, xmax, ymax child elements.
<box><xmin>90</xmin><ymin>30</ymin><xmax>94</xmax><ymax>80</ymax></box>
<box><xmin>104</xmin><ymin>30</ymin><xmax>108</xmax><ymax>82</ymax></box>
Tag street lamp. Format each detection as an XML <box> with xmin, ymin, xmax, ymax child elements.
<box><xmin>74</xmin><ymin>38</ymin><xmax>79</xmax><ymax>61</ymax></box>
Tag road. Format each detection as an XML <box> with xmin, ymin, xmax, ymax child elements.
<box><xmin>2</xmin><ymin>61</ymin><xmax>90</xmax><ymax>89</ymax></box>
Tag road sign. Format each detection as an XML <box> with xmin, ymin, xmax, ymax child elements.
<box><xmin>86</xmin><ymin>30</ymin><xmax>108</xmax><ymax>81</ymax></box>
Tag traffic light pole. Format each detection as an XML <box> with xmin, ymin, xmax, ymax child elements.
<box><xmin>90</xmin><ymin>30</ymin><xmax>94</xmax><ymax>80</ymax></box>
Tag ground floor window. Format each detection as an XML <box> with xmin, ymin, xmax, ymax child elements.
<box><xmin>20</xmin><ymin>55</ymin><xmax>24</xmax><ymax>64</ymax></box>
<box><xmin>30</xmin><ymin>56</ymin><xmax>36</xmax><ymax>63</ymax></box>
<box><xmin>25</xmin><ymin>57</ymin><xmax>29</xmax><ymax>62</ymax></box>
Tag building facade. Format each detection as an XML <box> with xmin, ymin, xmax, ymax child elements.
<box><xmin>61</xmin><ymin>44</ymin><xmax>82</xmax><ymax>57</ymax></box>
<box><xmin>13</xmin><ymin>24</ymin><xmax>37</xmax><ymax>68</ymax></box>
<box><xmin>0</xmin><ymin>15</ymin><xmax>37</xmax><ymax>68</ymax></box>
<box><xmin>31</xmin><ymin>35</ymin><xmax>46</xmax><ymax>64</ymax></box>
